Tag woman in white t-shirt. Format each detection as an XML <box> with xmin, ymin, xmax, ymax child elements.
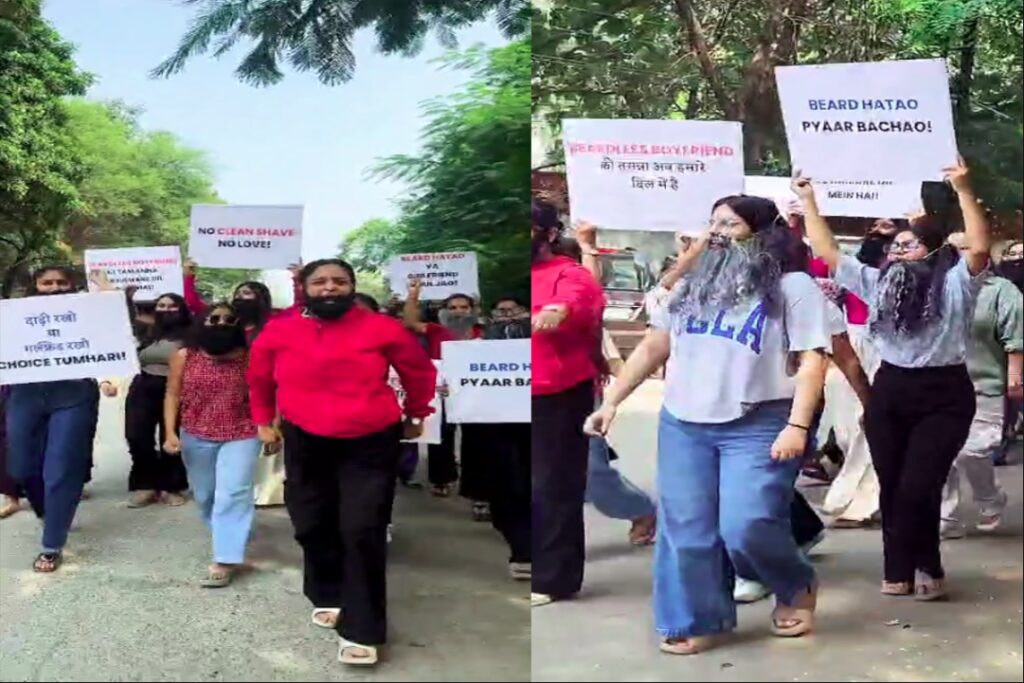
<box><xmin>586</xmin><ymin>195</ymin><xmax>830</xmax><ymax>655</ymax></box>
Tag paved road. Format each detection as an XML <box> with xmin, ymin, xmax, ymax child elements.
<box><xmin>532</xmin><ymin>381</ymin><xmax>1024</xmax><ymax>682</ymax></box>
<box><xmin>0</xmin><ymin>385</ymin><xmax>530</xmax><ymax>682</ymax></box>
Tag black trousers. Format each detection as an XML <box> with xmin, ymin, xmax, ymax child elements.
<box><xmin>791</xmin><ymin>490</ymin><xmax>824</xmax><ymax>546</ymax></box>
<box><xmin>125</xmin><ymin>373</ymin><xmax>187</xmax><ymax>493</ymax></box>
<box><xmin>865</xmin><ymin>362</ymin><xmax>975</xmax><ymax>582</ymax></box>
<box><xmin>282</xmin><ymin>421</ymin><xmax>401</xmax><ymax>646</ymax></box>
<box><xmin>427</xmin><ymin>405</ymin><xmax>458</xmax><ymax>487</ymax></box>
<box><xmin>483</xmin><ymin>423</ymin><xmax>531</xmax><ymax>563</ymax></box>
<box><xmin>460</xmin><ymin>424</ymin><xmax>495</xmax><ymax>502</ymax></box>
<box><xmin>532</xmin><ymin>380</ymin><xmax>593</xmax><ymax>597</ymax></box>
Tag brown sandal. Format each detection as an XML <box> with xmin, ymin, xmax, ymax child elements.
<box><xmin>659</xmin><ymin>636</ymin><xmax>716</xmax><ymax>655</ymax></box>
<box><xmin>771</xmin><ymin>583</ymin><xmax>818</xmax><ymax>638</ymax></box>
<box><xmin>881</xmin><ymin>580</ymin><xmax>913</xmax><ymax>596</ymax></box>
<box><xmin>33</xmin><ymin>552</ymin><xmax>62</xmax><ymax>573</ymax></box>
<box><xmin>914</xmin><ymin>572</ymin><xmax>949</xmax><ymax>602</ymax></box>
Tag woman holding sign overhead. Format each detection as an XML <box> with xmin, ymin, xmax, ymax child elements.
<box><xmin>4</xmin><ymin>266</ymin><xmax>101</xmax><ymax>573</ymax></box>
<box><xmin>248</xmin><ymin>258</ymin><xmax>436</xmax><ymax>667</ymax></box>
<box><xmin>794</xmin><ymin>155</ymin><xmax>989</xmax><ymax>601</ymax></box>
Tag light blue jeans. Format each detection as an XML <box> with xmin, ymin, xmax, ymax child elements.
<box><xmin>181</xmin><ymin>431</ymin><xmax>262</xmax><ymax>564</ymax></box>
<box><xmin>585</xmin><ymin>437</ymin><xmax>656</xmax><ymax>520</ymax></box>
<box><xmin>654</xmin><ymin>401</ymin><xmax>814</xmax><ymax>639</ymax></box>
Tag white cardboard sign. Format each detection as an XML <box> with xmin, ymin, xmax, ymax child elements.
<box><xmin>562</xmin><ymin>118</ymin><xmax>745</xmax><ymax>234</ymax></box>
<box><xmin>189</xmin><ymin>204</ymin><xmax>303</xmax><ymax>270</ymax></box>
<box><xmin>84</xmin><ymin>246</ymin><xmax>183</xmax><ymax>302</ymax></box>
<box><xmin>744</xmin><ymin>175</ymin><xmax>922</xmax><ymax>219</ymax></box>
<box><xmin>441</xmin><ymin>339</ymin><xmax>530</xmax><ymax>424</ymax></box>
<box><xmin>775</xmin><ymin>59</ymin><xmax>958</xmax><ymax>184</ymax></box>
<box><xmin>389</xmin><ymin>361</ymin><xmax>443</xmax><ymax>445</ymax></box>
<box><xmin>0</xmin><ymin>292</ymin><xmax>139</xmax><ymax>385</ymax></box>
<box><xmin>388</xmin><ymin>252</ymin><xmax>479</xmax><ymax>301</ymax></box>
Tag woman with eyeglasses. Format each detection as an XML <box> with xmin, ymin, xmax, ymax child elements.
<box><xmin>248</xmin><ymin>259</ymin><xmax>436</xmax><ymax>667</ymax></box>
<box><xmin>586</xmin><ymin>195</ymin><xmax>830</xmax><ymax>654</ymax></box>
<box><xmin>794</xmin><ymin>155</ymin><xmax>990</xmax><ymax>601</ymax></box>
<box><xmin>161</xmin><ymin>303</ymin><xmax>261</xmax><ymax>587</ymax></box>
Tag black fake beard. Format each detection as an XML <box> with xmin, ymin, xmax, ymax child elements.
<box><xmin>998</xmin><ymin>260</ymin><xmax>1024</xmax><ymax>289</ymax></box>
<box><xmin>153</xmin><ymin>311</ymin><xmax>189</xmax><ymax>336</ymax></box>
<box><xmin>857</xmin><ymin>234</ymin><xmax>894</xmax><ymax>267</ymax></box>
<box><xmin>231</xmin><ymin>298</ymin><xmax>265</xmax><ymax>324</ymax></box>
<box><xmin>197</xmin><ymin>325</ymin><xmax>247</xmax><ymax>356</ymax></box>
<box><xmin>307</xmin><ymin>294</ymin><xmax>355</xmax><ymax>320</ymax></box>
<box><xmin>871</xmin><ymin>258</ymin><xmax>943</xmax><ymax>336</ymax></box>
<box><xmin>484</xmin><ymin>318</ymin><xmax>531</xmax><ymax>340</ymax></box>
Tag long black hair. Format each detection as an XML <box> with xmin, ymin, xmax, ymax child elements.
<box><xmin>139</xmin><ymin>293</ymin><xmax>192</xmax><ymax>345</ymax></box>
<box><xmin>532</xmin><ymin>198</ymin><xmax>566</xmax><ymax>259</ymax></box>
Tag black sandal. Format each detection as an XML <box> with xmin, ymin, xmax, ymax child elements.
<box><xmin>33</xmin><ymin>552</ymin><xmax>62</xmax><ymax>573</ymax></box>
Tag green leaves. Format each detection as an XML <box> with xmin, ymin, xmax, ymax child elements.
<box><xmin>154</xmin><ymin>0</ymin><xmax>530</xmax><ymax>86</ymax></box>
<box><xmin>341</xmin><ymin>41</ymin><xmax>530</xmax><ymax>305</ymax></box>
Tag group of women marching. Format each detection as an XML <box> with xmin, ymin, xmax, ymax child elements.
<box><xmin>1</xmin><ymin>256</ymin><xmax>531</xmax><ymax>668</ymax></box>
<box><xmin>531</xmin><ymin>155</ymin><xmax>1022</xmax><ymax>655</ymax></box>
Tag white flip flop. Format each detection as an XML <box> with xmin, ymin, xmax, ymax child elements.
<box><xmin>338</xmin><ymin>638</ymin><xmax>379</xmax><ymax>666</ymax></box>
<box><xmin>311</xmin><ymin>608</ymin><xmax>341</xmax><ymax>629</ymax></box>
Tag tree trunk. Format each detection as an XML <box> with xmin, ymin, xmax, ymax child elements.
<box><xmin>954</xmin><ymin>16</ymin><xmax>979</xmax><ymax>124</ymax></box>
<box><xmin>671</xmin><ymin>0</ymin><xmax>738</xmax><ymax>118</ymax></box>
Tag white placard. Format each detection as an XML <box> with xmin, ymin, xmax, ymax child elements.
<box><xmin>387</xmin><ymin>252</ymin><xmax>479</xmax><ymax>301</ymax></box>
<box><xmin>0</xmin><ymin>292</ymin><xmax>139</xmax><ymax>385</ymax></box>
<box><xmin>442</xmin><ymin>339</ymin><xmax>530</xmax><ymax>424</ymax></box>
<box><xmin>562</xmin><ymin>118</ymin><xmax>745</xmax><ymax>234</ymax></box>
<box><xmin>389</xmin><ymin>361</ymin><xmax>443</xmax><ymax>445</ymax></box>
<box><xmin>85</xmin><ymin>246</ymin><xmax>183</xmax><ymax>302</ymax></box>
<box><xmin>189</xmin><ymin>204</ymin><xmax>303</xmax><ymax>270</ymax></box>
<box><xmin>776</xmin><ymin>59</ymin><xmax>957</xmax><ymax>184</ymax></box>
<box><xmin>745</xmin><ymin>175</ymin><xmax>922</xmax><ymax>219</ymax></box>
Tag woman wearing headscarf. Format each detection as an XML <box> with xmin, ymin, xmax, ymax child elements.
<box><xmin>587</xmin><ymin>195</ymin><xmax>830</xmax><ymax>654</ymax></box>
<box><xmin>4</xmin><ymin>266</ymin><xmax>103</xmax><ymax>572</ymax></box>
<box><xmin>795</xmin><ymin>155</ymin><xmax>990</xmax><ymax>601</ymax></box>
<box><xmin>531</xmin><ymin>198</ymin><xmax>605</xmax><ymax>608</ymax></box>
<box><xmin>248</xmin><ymin>258</ymin><xmax>436</xmax><ymax>667</ymax></box>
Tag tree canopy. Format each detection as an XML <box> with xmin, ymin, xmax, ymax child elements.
<box><xmin>532</xmin><ymin>0</ymin><xmax>1023</xmax><ymax>214</ymax></box>
<box><xmin>0</xmin><ymin>0</ymin><xmax>91</xmax><ymax>294</ymax></box>
<box><xmin>154</xmin><ymin>0</ymin><xmax>530</xmax><ymax>86</ymax></box>
<box><xmin>341</xmin><ymin>40</ymin><xmax>530</xmax><ymax>305</ymax></box>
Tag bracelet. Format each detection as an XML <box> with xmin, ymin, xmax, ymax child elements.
<box><xmin>787</xmin><ymin>422</ymin><xmax>810</xmax><ymax>431</ymax></box>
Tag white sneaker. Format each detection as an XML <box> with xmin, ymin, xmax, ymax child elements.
<box><xmin>940</xmin><ymin>520</ymin><xmax>967</xmax><ymax>540</ymax></box>
<box><xmin>734</xmin><ymin>577</ymin><xmax>772</xmax><ymax>603</ymax></box>
<box><xmin>509</xmin><ymin>562</ymin><xmax>531</xmax><ymax>581</ymax></box>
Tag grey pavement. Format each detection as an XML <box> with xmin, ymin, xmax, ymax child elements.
<box><xmin>532</xmin><ymin>381</ymin><xmax>1024</xmax><ymax>682</ymax></box>
<box><xmin>0</xmin><ymin>388</ymin><xmax>530</xmax><ymax>682</ymax></box>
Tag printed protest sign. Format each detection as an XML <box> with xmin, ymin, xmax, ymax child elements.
<box><xmin>441</xmin><ymin>339</ymin><xmax>530</xmax><ymax>424</ymax></box>
<box><xmin>0</xmin><ymin>292</ymin><xmax>139</xmax><ymax>385</ymax></box>
<box><xmin>775</xmin><ymin>59</ymin><xmax>957</xmax><ymax>186</ymax></box>
<box><xmin>388</xmin><ymin>252</ymin><xmax>479</xmax><ymax>301</ymax></box>
<box><xmin>84</xmin><ymin>246</ymin><xmax>183</xmax><ymax>302</ymax></box>
<box><xmin>389</xmin><ymin>361</ymin><xmax>443</xmax><ymax>445</ymax></box>
<box><xmin>189</xmin><ymin>204</ymin><xmax>303</xmax><ymax>270</ymax></box>
<box><xmin>562</xmin><ymin>119</ymin><xmax>745</xmax><ymax>234</ymax></box>
<box><xmin>744</xmin><ymin>175</ymin><xmax>922</xmax><ymax>219</ymax></box>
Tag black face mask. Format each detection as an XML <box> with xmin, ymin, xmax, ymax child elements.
<box><xmin>35</xmin><ymin>289</ymin><xmax>72</xmax><ymax>296</ymax></box>
<box><xmin>998</xmin><ymin>260</ymin><xmax>1024</xmax><ymax>286</ymax></box>
<box><xmin>232</xmin><ymin>298</ymin><xmax>265</xmax><ymax>324</ymax></box>
<box><xmin>197</xmin><ymin>325</ymin><xmax>246</xmax><ymax>356</ymax></box>
<box><xmin>307</xmin><ymin>294</ymin><xmax>356</xmax><ymax>320</ymax></box>
<box><xmin>857</xmin><ymin>234</ymin><xmax>893</xmax><ymax>267</ymax></box>
<box><xmin>153</xmin><ymin>310</ymin><xmax>187</xmax><ymax>331</ymax></box>
<box><xmin>484</xmin><ymin>318</ymin><xmax>531</xmax><ymax>340</ymax></box>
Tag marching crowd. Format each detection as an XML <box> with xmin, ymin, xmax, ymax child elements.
<box><xmin>0</xmin><ymin>257</ymin><xmax>531</xmax><ymax>668</ymax></box>
<box><xmin>530</xmin><ymin>155</ymin><xmax>1023</xmax><ymax>655</ymax></box>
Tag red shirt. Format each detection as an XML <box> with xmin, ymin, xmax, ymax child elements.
<box><xmin>809</xmin><ymin>257</ymin><xmax>869</xmax><ymax>325</ymax></box>
<box><xmin>248</xmin><ymin>308</ymin><xmax>437</xmax><ymax>439</ymax></box>
<box><xmin>422</xmin><ymin>322</ymin><xmax>482</xmax><ymax>360</ymax></box>
<box><xmin>531</xmin><ymin>256</ymin><xmax>605</xmax><ymax>396</ymax></box>
<box><xmin>180</xmin><ymin>350</ymin><xmax>256</xmax><ymax>442</ymax></box>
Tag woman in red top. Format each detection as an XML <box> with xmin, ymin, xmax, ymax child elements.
<box><xmin>163</xmin><ymin>303</ymin><xmax>261</xmax><ymax>588</ymax></box>
<box><xmin>248</xmin><ymin>259</ymin><xmax>436</xmax><ymax>668</ymax></box>
<box><xmin>402</xmin><ymin>281</ymin><xmax>484</xmax><ymax>500</ymax></box>
<box><xmin>530</xmin><ymin>198</ymin><xmax>605</xmax><ymax>607</ymax></box>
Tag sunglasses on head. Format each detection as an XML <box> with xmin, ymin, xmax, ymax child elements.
<box><xmin>208</xmin><ymin>313</ymin><xmax>238</xmax><ymax>325</ymax></box>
